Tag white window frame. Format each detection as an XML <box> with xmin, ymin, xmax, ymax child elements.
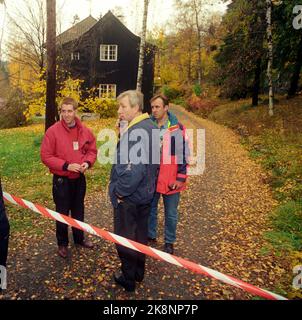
<box><xmin>71</xmin><ymin>52</ymin><xmax>80</xmax><ymax>61</ymax></box>
<box><xmin>100</xmin><ymin>44</ymin><xmax>118</xmax><ymax>61</ymax></box>
<box><xmin>99</xmin><ymin>84</ymin><xmax>117</xmax><ymax>98</ymax></box>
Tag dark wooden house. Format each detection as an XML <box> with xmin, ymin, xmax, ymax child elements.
<box><xmin>56</xmin><ymin>11</ymin><xmax>155</xmax><ymax>112</ymax></box>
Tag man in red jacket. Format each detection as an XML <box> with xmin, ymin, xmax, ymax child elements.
<box><xmin>148</xmin><ymin>94</ymin><xmax>189</xmax><ymax>255</ymax></box>
<box><xmin>41</xmin><ymin>97</ymin><xmax>97</xmax><ymax>258</ymax></box>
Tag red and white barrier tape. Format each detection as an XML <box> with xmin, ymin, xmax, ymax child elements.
<box><xmin>3</xmin><ymin>191</ymin><xmax>287</xmax><ymax>300</ymax></box>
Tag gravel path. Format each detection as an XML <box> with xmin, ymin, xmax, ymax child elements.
<box><xmin>1</xmin><ymin>106</ymin><xmax>290</xmax><ymax>300</ymax></box>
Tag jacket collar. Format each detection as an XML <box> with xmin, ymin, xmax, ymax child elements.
<box><xmin>151</xmin><ymin>111</ymin><xmax>179</xmax><ymax>128</ymax></box>
<box><xmin>119</xmin><ymin>113</ymin><xmax>150</xmax><ymax>139</ymax></box>
<box><xmin>127</xmin><ymin>113</ymin><xmax>150</xmax><ymax>130</ymax></box>
<box><xmin>61</xmin><ymin>116</ymin><xmax>83</xmax><ymax>131</ymax></box>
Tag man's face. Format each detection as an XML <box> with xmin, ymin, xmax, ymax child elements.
<box><xmin>61</xmin><ymin>104</ymin><xmax>76</xmax><ymax>125</ymax></box>
<box><xmin>118</xmin><ymin>96</ymin><xmax>139</xmax><ymax>123</ymax></box>
<box><xmin>151</xmin><ymin>98</ymin><xmax>168</xmax><ymax>121</ymax></box>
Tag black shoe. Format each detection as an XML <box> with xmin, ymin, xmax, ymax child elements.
<box><xmin>164</xmin><ymin>243</ymin><xmax>174</xmax><ymax>254</ymax></box>
<box><xmin>135</xmin><ymin>274</ymin><xmax>144</xmax><ymax>282</ymax></box>
<box><xmin>58</xmin><ymin>246</ymin><xmax>68</xmax><ymax>258</ymax></box>
<box><xmin>148</xmin><ymin>237</ymin><xmax>157</xmax><ymax>243</ymax></box>
<box><xmin>75</xmin><ymin>240</ymin><xmax>94</xmax><ymax>249</ymax></box>
<box><xmin>113</xmin><ymin>272</ymin><xmax>135</xmax><ymax>292</ymax></box>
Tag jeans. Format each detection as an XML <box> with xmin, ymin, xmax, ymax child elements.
<box><xmin>148</xmin><ymin>192</ymin><xmax>180</xmax><ymax>244</ymax></box>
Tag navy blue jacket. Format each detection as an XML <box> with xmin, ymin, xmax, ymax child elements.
<box><xmin>0</xmin><ymin>179</ymin><xmax>10</xmax><ymax>267</ymax></box>
<box><xmin>0</xmin><ymin>179</ymin><xmax>9</xmax><ymax>237</ymax></box>
<box><xmin>109</xmin><ymin>115</ymin><xmax>159</xmax><ymax>208</ymax></box>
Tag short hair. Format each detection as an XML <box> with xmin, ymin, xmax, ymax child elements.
<box><xmin>150</xmin><ymin>94</ymin><xmax>169</xmax><ymax>107</ymax></box>
<box><xmin>59</xmin><ymin>97</ymin><xmax>78</xmax><ymax>110</ymax></box>
<box><xmin>117</xmin><ymin>90</ymin><xmax>144</xmax><ymax>112</ymax></box>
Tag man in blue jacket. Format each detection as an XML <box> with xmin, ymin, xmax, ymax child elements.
<box><xmin>0</xmin><ymin>179</ymin><xmax>9</xmax><ymax>290</ymax></box>
<box><xmin>109</xmin><ymin>90</ymin><xmax>159</xmax><ymax>292</ymax></box>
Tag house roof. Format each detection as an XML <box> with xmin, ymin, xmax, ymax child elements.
<box><xmin>56</xmin><ymin>15</ymin><xmax>98</xmax><ymax>45</ymax></box>
<box><xmin>56</xmin><ymin>11</ymin><xmax>156</xmax><ymax>50</ymax></box>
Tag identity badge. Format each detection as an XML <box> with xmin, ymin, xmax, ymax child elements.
<box><xmin>73</xmin><ymin>141</ymin><xmax>79</xmax><ymax>151</ymax></box>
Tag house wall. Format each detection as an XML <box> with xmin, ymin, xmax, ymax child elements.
<box><xmin>58</xmin><ymin>13</ymin><xmax>155</xmax><ymax>113</ymax></box>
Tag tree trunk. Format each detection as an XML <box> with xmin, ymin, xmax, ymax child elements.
<box><xmin>136</xmin><ymin>0</ymin><xmax>149</xmax><ymax>92</ymax></box>
<box><xmin>187</xmin><ymin>52</ymin><xmax>192</xmax><ymax>83</ymax></box>
<box><xmin>45</xmin><ymin>0</ymin><xmax>56</xmax><ymax>131</ymax></box>
<box><xmin>193</xmin><ymin>0</ymin><xmax>202</xmax><ymax>85</ymax></box>
<box><xmin>186</xmin><ymin>26</ymin><xmax>193</xmax><ymax>83</ymax></box>
<box><xmin>287</xmin><ymin>35</ymin><xmax>302</xmax><ymax>98</ymax></box>
<box><xmin>197</xmin><ymin>34</ymin><xmax>202</xmax><ymax>85</ymax></box>
<box><xmin>0</xmin><ymin>0</ymin><xmax>6</xmax><ymax>62</ymax></box>
<box><xmin>266</xmin><ymin>0</ymin><xmax>274</xmax><ymax>116</ymax></box>
<box><xmin>252</xmin><ymin>58</ymin><xmax>261</xmax><ymax>106</ymax></box>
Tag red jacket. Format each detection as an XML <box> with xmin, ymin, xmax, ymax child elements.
<box><xmin>41</xmin><ymin>117</ymin><xmax>97</xmax><ymax>178</ymax></box>
<box><xmin>154</xmin><ymin>112</ymin><xmax>189</xmax><ymax>195</ymax></box>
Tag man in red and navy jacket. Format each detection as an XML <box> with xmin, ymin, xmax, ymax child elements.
<box><xmin>148</xmin><ymin>94</ymin><xmax>189</xmax><ymax>254</ymax></box>
<box><xmin>41</xmin><ymin>97</ymin><xmax>97</xmax><ymax>258</ymax></box>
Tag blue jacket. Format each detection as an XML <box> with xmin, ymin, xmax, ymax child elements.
<box><xmin>109</xmin><ymin>114</ymin><xmax>159</xmax><ymax>208</ymax></box>
<box><xmin>0</xmin><ymin>179</ymin><xmax>10</xmax><ymax>267</ymax></box>
<box><xmin>0</xmin><ymin>179</ymin><xmax>9</xmax><ymax>236</ymax></box>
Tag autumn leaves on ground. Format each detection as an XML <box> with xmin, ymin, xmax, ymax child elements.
<box><xmin>1</xmin><ymin>97</ymin><xmax>299</xmax><ymax>300</ymax></box>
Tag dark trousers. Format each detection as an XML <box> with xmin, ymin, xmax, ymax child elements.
<box><xmin>0</xmin><ymin>180</ymin><xmax>10</xmax><ymax>267</ymax></box>
<box><xmin>52</xmin><ymin>175</ymin><xmax>86</xmax><ymax>246</ymax></box>
<box><xmin>114</xmin><ymin>200</ymin><xmax>150</xmax><ymax>285</ymax></box>
<box><xmin>0</xmin><ymin>226</ymin><xmax>9</xmax><ymax>267</ymax></box>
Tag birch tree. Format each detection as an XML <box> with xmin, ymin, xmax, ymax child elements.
<box><xmin>192</xmin><ymin>0</ymin><xmax>203</xmax><ymax>85</ymax></box>
<box><xmin>136</xmin><ymin>0</ymin><xmax>150</xmax><ymax>91</ymax></box>
<box><xmin>266</xmin><ymin>0</ymin><xmax>274</xmax><ymax>116</ymax></box>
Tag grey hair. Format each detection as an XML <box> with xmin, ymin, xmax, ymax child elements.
<box><xmin>117</xmin><ymin>90</ymin><xmax>144</xmax><ymax>112</ymax></box>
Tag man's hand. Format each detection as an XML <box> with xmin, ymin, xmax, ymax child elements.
<box><xmin>115</xmin><ymin>192</ymin><xmax>124</xmax><ymax>203</ymax></box>
<box><xmin>67</xmin><ymin>163</ymin><xmax>82</xmax><ymax>173</ymax></box>
<box><xmin>80</xmin><ymin>162</ymin><xmax>89</xmax><ymax>173</ymax></box>
<box><xmin>168</xmin><ymin>181</ymin><xmax>184</xmax><ymax>190</ymax></box>
<box><xmin>116</xmin><ymin>119</ymin><xmax>128</xmax><ymax>135</ymax></box>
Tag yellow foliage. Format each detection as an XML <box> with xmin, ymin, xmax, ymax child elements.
<box><xmin>80</xmin><ymin>96</ymin><xmax>117</xmax><ymax>119</ymax></box>
<box><xmin>24</xmin><ymin>74</ymin><xmax>46</xmax><ymax>120</ymax></box>
<box><xmin>57</xmin><ymin>77</ymin><xmax>84</xmax><ymax>103</ymax></box>
<box><xmin>17</xmin><ymin>69</ymin><xmax>117</xmax><ymax>121</ymax></box>
<box><xmin>7</xmin><ymin>43</ymin><xmax>40</xmax><ymax>95</ymax></box>
<box><xmin>24</xmin><ymin>76</ymin><xmax>84</xmax><ymax>120</ymax></box>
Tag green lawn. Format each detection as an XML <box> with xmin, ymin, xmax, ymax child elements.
<box><xmin>0</xmin><ymin>119</ymin><xmax>116</xmax><ymax>233</ymax></box>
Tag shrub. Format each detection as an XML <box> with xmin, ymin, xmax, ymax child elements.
<box><xmin>0</xmin><ymin>88</ymin><xmax>27</xmax><ymax>129</ymax></box>
<box><xmin>80</xmin><ymin>96</ymin><xmax>117</xmax><ymax>118</ymax></box>
<box><xmin>171</xmin><ymin>96</ymin><xmax>186</xmax><ymax>107</ymax></box>
<box><xmin>24</xmin><ymin>78</ymin><xmax>46</xmax><ymax>119</ymax></box>
<box><xmin>161</xmin><ymin>85</ymin><xmax>183</xmax><ymax>101</ymax></box>
<box><xmin>25</xmin><ymin>76</ymin><xmax>84</xmax><ymax>120</ymax></box>
<box><xmin>57</xmin><ymin>77</ymin><xmax>83</xmax><ymax>103</ymax></box>
<box><xmin>193</xmin><ymin>83</ymin><xmax>202</xmax><ymax>97</ymax></box>
<box><xmin>186</xmin><ymin>95</ymin><xmax>218</xmax><ymax>118</ymax></box>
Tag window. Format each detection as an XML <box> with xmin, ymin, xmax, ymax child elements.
<box><xmin>100</xmin><ymin>45</ymin><xmax>118</xmax><ymax>61</ymax></box>
<box><xmin>71</xmin><ymin>52</ymin><xmax>80</xmax><ymax>61</ymax></box>
<box><xmin>99</xmin><ymin>84</ymin><xmax>116</xmax><ymax>98</ymax></box>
